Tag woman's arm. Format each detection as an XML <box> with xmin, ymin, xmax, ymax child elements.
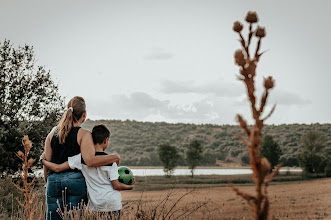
<box><xmin>43</xmin><ymin>127</ymin><xmax>56</xmax><ymax>182</ymax></box>
<box><xmin>42</xmin><ymin>159</ymin><xmax>70</xmax><ymax>173</ymax></box>
<box><xmin>111</xmin><ymin>178</ymin><xmax>135</xmax><ymax>191</ymax></box>
<box><xmin>79</xmin><ymin>129</ymin><xmax>120</xmax><ymax>167</ymax></box>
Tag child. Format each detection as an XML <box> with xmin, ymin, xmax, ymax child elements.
<box><xmin>41</xmin><ymin>124</ymin><xmax>134</xmax><ymax>219</ymax></box>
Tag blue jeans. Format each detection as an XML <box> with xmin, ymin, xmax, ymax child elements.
<box><xmin>46</xmin><ymin>172</ymin><xmax>88</xmax><ymax>220</ymax></box>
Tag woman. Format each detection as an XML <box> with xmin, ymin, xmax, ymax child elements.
<box><xmin>43</xmin><ymin>96</ymin><xmax>119</xmax><ymax>220</ymax></box>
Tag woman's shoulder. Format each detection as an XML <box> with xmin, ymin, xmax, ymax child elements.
<box><xmin>78</xmin><ymin>127</ymin><xmax>91</xmax><ymax>134</ymax></box>
<box><xmin>77</xmin><ymin>127</ymin><xmax>92</xmax><ymax>139</ymax></box>
<box><xmin>77</xmin><ymin>127</ymin><xmax>92</xmax><ymax>145</ymax></box>
<box><xmin>47</xmin><ymin>126</ymin><xmax>58</xmax><ymax>139</ymax></box>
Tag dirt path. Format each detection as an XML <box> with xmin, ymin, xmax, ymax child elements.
<box><xmin>122</xmin><ymin>178</ymin><xmax>331</xmax><ymax>219</ymax></box>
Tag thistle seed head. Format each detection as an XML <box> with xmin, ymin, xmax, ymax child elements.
<box><xmin>264</xmin><ymin>76</ymin><xmax>275</xmax><ymax>89</ymax></box>
<box><xmin>245</xmin><ymin>11</ymin><xmax>258</xmax><ymax>23</ymax></box>
<box><xmin>233</xmin><ymin>21</ymin><xmax>243</xmax><ymax>33</ymax></box>
<box><xmin>255</xmin><ymin>26</ymin><xmax>266</xmax><ymax>38</ymax></box>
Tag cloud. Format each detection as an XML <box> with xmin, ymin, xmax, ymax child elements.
<box><xmin>234</xmin><ymin>90</ymin><xmax>312</xmax><ymax>107</ymax></box>
<box><xmin>143</xmin><ymin>48</ymin><xmax>174</xmax><ymax>60</ymax></box>
<box><xmin>103</xmin><ymin>92</ymin><xmax>169</xmax><ymax>118</ymax></box>
<box><xmin>272</xmin><ymin>90</ymin><xmax>312</xmax><ymax>106</ymax></box>
<box><xmin>88</xmin><ymin>92</ymin><xmax>223</xmax><ymax>124</ymax></box>
<box><xmin>160</xmin><ymin>80</ymin><xmax>243</xmax><ymax>97</ymax></box>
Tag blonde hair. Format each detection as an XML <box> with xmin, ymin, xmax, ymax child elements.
<box><xmin>58</xmin><ymin>96</ymin><xmax>86</xmax><ymax>144</ymax></box>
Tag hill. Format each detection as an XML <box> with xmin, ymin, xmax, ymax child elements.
<box><xmin>82</xmin><ymin>119</ymin><xmax>331</xmax><ymax>167</ymax></box>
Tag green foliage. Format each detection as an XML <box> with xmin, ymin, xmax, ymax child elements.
<box><xmin>149</xmin><ymin>152</ymin><xmax>162</xmax><ymax>166</ymax></box>
<box><xmin>158</xmin><ymin>143</ymin><xmax>179</xmax><ymax>177</ymax></box>
<box><xmin>324</xmin><ymin>159</ymin><xmax>331</xmax><ymax>177</ymax></box>
<box><xmin>201</xmin><ymin>152</ymin><xmax>217</xmax><ymax>166</ymax></box>
<box><xmin>0</xmin><ymin>177</ymin><xmax>22</xmax><ymax>218</ymax></box>
<box><xmin>185</xmin><ymin>139</ymin><xmax>203</xmax><ymax>177</ymax></box>
<box><xmin>261</xmin><ymin>135</ymin><xmax>282</xmax><ymax>169</ymax></box>
<box><xmin>299</xmin><ymin>131</ymin><xmax>327</xmax><ymax>174</ymax></box>
<box><xmin>280</xmin><ymin>155</ymin><xmax>299</xmax><ymax>167</ymax></box>
<box><xmin>240</xmin><ymin>152</ymin><xmax>250</xmax><ymax>165</ymax></box>
<box><xmin>0</xmin><ymin>40</ymin><xmax>63</xmax><ymax>174</ymax></box>
<box><xmin>82</xmin><ymin>119</ymin><xmax>331</xmax><ymax>167</ymax></box>
<box><xmin>230</xmin><ymin>149</ymin><xmax>242</xmax><ymax>157</ymax></box>
<box><xmin>177</xmin><ymin>153</ymin><xmax>186</xmax><ymax>166</ymax></box>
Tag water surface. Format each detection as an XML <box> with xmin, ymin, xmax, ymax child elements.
<box><xmin>34</xmin><ymin>168</ymin><xmax>301</xmax><ymax>177</ymax></box>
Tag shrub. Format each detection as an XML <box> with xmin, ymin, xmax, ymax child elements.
<box><xmin>324</xmin><ymin>160</ymin><xmax>331</xmax><ymax>177</ymax></box>
<box><xmin>240</xmin><ymin>152</ymin><xmax>250</xmax><ymax>165</ymax></box>
<box><xmin>201</xmin><ymin>152</ymin><xmax>217</xmax><ymax>166</ymax></box>
<box><xmin>0</xmin><ymin>177</ymin><xmax>22</xmax><ymax>218</ymax></box>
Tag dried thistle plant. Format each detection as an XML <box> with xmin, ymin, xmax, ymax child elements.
<box><xmin>229</xmin><ymin>11</ymin><xmax>282</xmax><ymax>220</ymax></box>
<box><xmin>12</xmin><ymin>135</ymin><xmax>37</xmax><ymax>220</ymax></box>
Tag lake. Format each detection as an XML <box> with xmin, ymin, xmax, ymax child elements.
<box><xmin>34</xmin><ymin>167</ymin><xmax>301</xmax><ymax>177</ymax></box>
<box><xmin>125</xmin><ymin>168</ymin><xmax>301</xmax><ymax>176</ymax></box>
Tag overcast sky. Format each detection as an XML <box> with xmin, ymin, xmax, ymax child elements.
<box><xmin>1</xmin><ymin>0</ymin><xmax>330</xmax><ymax>125</ymax></box>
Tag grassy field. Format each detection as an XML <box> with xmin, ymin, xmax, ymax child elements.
<box><xmin>132</xmin><ymin>172</ymin><xmax>308</xmax><ymax>191</ymax></box>
<box><xmin>2</xmin><ymin>174</ymin><xmax>330</xmax><ymax>219</ymax></box>
<box><xmin>122</xmin><ymin>177</ymin><xmax>331</xmax><ymax>219</ymax></box>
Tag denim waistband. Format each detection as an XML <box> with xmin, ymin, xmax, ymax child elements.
<box><xmin>47</xmin><ymin>171</ymin><xmax>85</xmax><ymax>182</ymax></box>
<box><xmin>47</xmin><ymin>168</ymin><xmax>81</xmax><ymax>177</ymax></box>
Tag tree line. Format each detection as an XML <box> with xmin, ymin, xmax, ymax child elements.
<box><xmin>83</xmin><ymin>119</ymin><xmax>330</xmax><ymax>169</ymax></box>
<box><xmin>157</xmin><ymin>131</ymin><xmax>331</xmax><ymax>177</ymax></box>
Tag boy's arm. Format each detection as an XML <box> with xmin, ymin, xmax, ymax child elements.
<box><xmin>42</xmin><ymin>159</ymin><xmax>70</xmax><ymax>173</ymax></box>
<box><xmin>111</xmin><ymin>178</ymin><xmax>135</xmax><ymax>191</ymax></box>
<box><xmin>106</xmin><ymin>163</ymin><xmax>135</xmax><ymax>191</ymax></box>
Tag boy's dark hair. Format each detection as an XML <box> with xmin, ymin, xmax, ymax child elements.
<box><xmin>92</xmin><ymin>124</ymin><xmax>110</xmax><ymax>145</ymax></box>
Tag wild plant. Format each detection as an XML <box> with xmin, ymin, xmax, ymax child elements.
<box><xmin>12</xmin><ymin>135</ymin><xmax>38</xmax><ymax>220</ymax></box>
<box><xmin>229</xmin><ymin>11</ymin><xmax>282</xmax><ymax>220</ymax></box>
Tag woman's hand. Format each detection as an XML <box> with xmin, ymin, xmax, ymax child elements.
<box><xmin>40</xmin><ymin>152</ymin><xmax>46</xmax><ymax>161</ymax></box>
<box><xmin>111</xmin><ymin>153</ymin><xmax>120</xmax><ymax>165</ymax></box>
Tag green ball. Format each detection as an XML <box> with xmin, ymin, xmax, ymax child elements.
<box><xmin>118</xmin><ymin>166</ymin><xmax>134</xmax><ymax>185</ymax></box>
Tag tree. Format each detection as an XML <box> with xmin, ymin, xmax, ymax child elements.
<box><xmin>299</xmin><ymin>131</ymin><xmax>327</xmax><ymax>174</ymax></box>
<box><xmin>185</xmin><ymin>139</ymin><xmax>203</xmax><ymax>178</ymax></box>
<box><xmin>158</xmin><ymin>143</ymin><xmax>179</xmax><ymax>177</ymax></box>
<box><xmin>261</xmin><ymin>135</ymin><xmax>282</xmax><ymax>169</ymax></box>
<box><xmin>0</xmin><ymin>40</ymin><xmax>63</xmax><ymax>174</ymax></box>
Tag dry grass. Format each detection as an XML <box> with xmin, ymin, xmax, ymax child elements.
<box><xmin>122</xmin><ymin>178</ymin><xmax>331</xmax><ymax>219</ymax></box>
<box><xmin>5</xmin><ymin>173</ymin><xmax>331</xmax><ymax>219</ymax></box>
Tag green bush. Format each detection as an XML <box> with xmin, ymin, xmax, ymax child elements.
<box><xmin>280</xmin><ymin>156</ymin><xmax>299</xmax><ymax>167</ymax></box>
<box><xmin>324</xmin><ymin>160</ymin><xmax>331</xmax><ymax>177</ymax></box>
<box><xmin>230</xmin><ymin>149</ymin><xmax>242</xmax><ymax>157</ymax></box>
<box><xmin>201</xmin><ymin>152</ymin><xmax>217</xmax><ymax>166</ymax></box>
<box><xmin>240</xmin><ymin>152</ymin><xmax>250</xmax><ymax>165</ymax></box>
<box><xmin>0</xmin><ymin>177</ymin><xmax>22</xmax><ymax>218</ymax></box>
